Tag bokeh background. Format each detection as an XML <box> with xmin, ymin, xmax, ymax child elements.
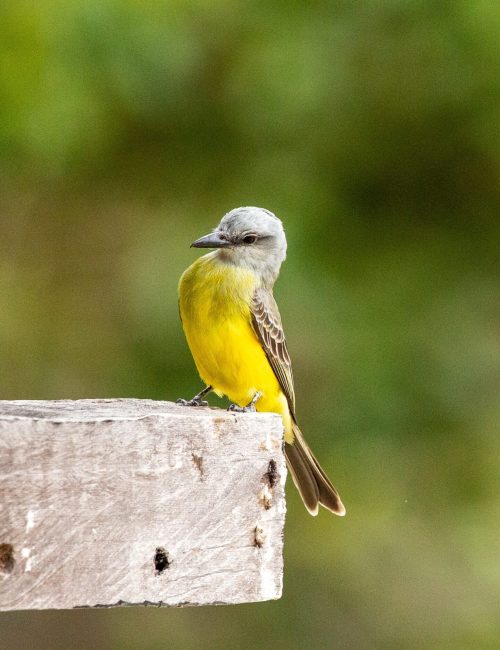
<box><xmin>1</xmin><ymin>1</ymin><xmax>499</xmax><ymax>648</ymax></box>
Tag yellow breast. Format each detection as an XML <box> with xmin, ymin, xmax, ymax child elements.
<box><xmin>178</xmin><ymin>253</ymin><xmax>289</xmax><ymax>428</ymax></box>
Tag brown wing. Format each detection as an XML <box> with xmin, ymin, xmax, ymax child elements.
<box><xmin>251</xmin><ymin>287</ymin><xmax>296</xmax><ymax>418</ymax></box>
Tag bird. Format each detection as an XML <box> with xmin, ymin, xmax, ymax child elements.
<box><xmin>177</xmin><ymin>206</ymin><xmax>345</xmax><ymax>516</ymax></box>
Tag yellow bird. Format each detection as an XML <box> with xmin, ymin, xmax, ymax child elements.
<box><xmin>178</xmin><ymin>206</ymin><xmax>345</xmax><ymax>516</ymax></box>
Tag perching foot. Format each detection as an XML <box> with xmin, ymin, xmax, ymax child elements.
<box><xmin>177</xmin><ymin>397</ymin><xmax>208</xmax><ymax>407</ymax></box>
<box><xmin>228</xmin><ymin>391</ymin><xmax>262</xmax><ymax>413</ymax></box>
<box><xmin>177</xmin><ymin>385</ymin><xmax>212</xmax><ymax>407</ymax></box>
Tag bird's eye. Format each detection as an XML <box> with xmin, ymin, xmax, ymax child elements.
<box><xmin>242</xmin><ymin>234</ymin><xmax>257</xmax><ymax>244</ymax></box>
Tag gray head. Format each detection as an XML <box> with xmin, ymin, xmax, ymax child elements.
<box><xmin>191</xmin><ymin>206</ymin><xmax>287</xmax><ymax>287</ymax></box>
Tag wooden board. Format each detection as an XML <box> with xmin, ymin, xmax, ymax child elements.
<box><xmin>0</xmin><ymin>399</ymin><xmax>286</xmax><ymax>610</ymax></box>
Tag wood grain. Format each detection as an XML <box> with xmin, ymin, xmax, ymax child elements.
<box><xmin>0</xmin><ymin>399</ymin><xmax>286</xmax><ymax>610</ymax></box>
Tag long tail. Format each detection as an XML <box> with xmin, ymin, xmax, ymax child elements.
<box><xmin>285</xmin><ymin>423</ymin><xmax>346</xmax><ymax>516</ymax></box>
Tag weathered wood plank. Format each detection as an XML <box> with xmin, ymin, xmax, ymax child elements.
<box><xmin>0</xmin><ymin>399</ymin><xmax>286</xmax><ymax>610</ymax></box>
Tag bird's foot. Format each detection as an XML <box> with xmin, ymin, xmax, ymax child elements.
<box><xmin>177</xmin><ymin>397</ymin><xmax>208</xmax><ymax>407</ymax></box>
<box><xmin>228</xmin><ymin>402</ymin><xmax>254</xmax><ymax>413</ymax></box>
<box><xmin>177</xmin><ymin>386</ymin><xmax>212</xmax><ymax>407</ymax></box>
<box><xmin>227</xmin><ymin>391</ymin><xmax>262</xmax><ymax>413</ymax></box>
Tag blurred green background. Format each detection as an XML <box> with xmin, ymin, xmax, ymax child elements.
<box><xmin>1</xmin><ymin>1</ymin><xmax>499</xmax><ymax>648</ymax></box>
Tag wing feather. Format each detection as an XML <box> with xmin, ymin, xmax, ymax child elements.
<box><xmin>251</xmin><ymin>287</ymin><xmax>296</xmax><ymax>417</ymax></box>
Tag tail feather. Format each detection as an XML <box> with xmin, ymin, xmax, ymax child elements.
<box><xmin>285</xmin><ymin>423</ymin><xmax>346</xmax><ymax>516</ymax></box>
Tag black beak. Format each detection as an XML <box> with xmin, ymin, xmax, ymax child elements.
<box><xmin>190</xmin><ymin>231</ymin><xmax>232</xmax><ymax>248</ymax></box>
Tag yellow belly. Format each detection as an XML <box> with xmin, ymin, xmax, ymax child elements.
<box><xmin>179</xmin><ymin>253</ymin><xmax>292</xmax><ymax>434</ymax></box>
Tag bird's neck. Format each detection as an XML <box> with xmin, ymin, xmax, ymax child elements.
<box><xmin>215</xmin><ymin>249</ymin><xmax>279</xmax><ymax>290</ymax></box>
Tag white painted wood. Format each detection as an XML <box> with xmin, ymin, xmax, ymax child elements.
<box><xmin>0</xmin><ymin>399</ymin><xmax>286</xmax><ymax>610</ymax></box>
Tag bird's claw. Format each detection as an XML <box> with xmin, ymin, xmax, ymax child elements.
<box><xmin>227</xmin><ymin>403</ymin><xmax>256</xmax><ymax>413</ymax></box>
<box><xmin>228</xmin><ymin>391</ymin><xmax>262</xmax><ymax>413</ymax></box>
<box><xmin>177</xmin><ymin>397</ymin><xmax>208</xmax><ymax>407</ymax></box>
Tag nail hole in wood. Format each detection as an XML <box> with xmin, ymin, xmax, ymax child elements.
<box><xmin>154</xmin><ymin>547</ymin><xmax>171</xmax><ymax>574</ymax></box>
<box><xmin>263</xmin><ymin>459</ymin><xmax>278</xmax><ymax>488</ymax></box>
<box><xmin>0</xmin><ymin>543</ymin><xmax>15</xmax><ymax>573</ymax></box>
